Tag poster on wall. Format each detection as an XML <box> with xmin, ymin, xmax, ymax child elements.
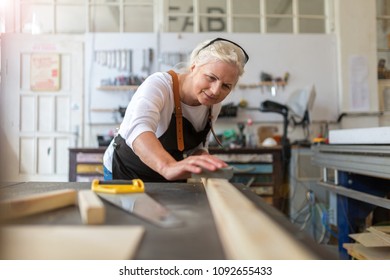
<box><xmin>349</xmin><ymin>55</ymin><xmax>370</xmax><ymax>111</ymax></box>
<box><xmin>30</xmin><ymin>53</ymin><xmax>61</xmax><ymax>91</ymax></box>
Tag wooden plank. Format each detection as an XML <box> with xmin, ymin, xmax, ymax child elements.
<box><xmin>0</xmin><ymin>226</ymin><xmax>145</xmax><ymax>260</ymax></box>
<box><xmin>202</xmin><ymin>178</ymin><xmax>317</xmax><ymax>259</ymax></box>
<box><xmin>349</xmin><ymin>232</ymin><xmax>390</xmax><ymax>247</ymax></box>
<box><xmin>372</xmin><ymin>226</ymin><xmax>390</xmax><ymax>234</ymax></box>
<box><xmin>367</xmin><ymin>226</ymin><xmax>390</xmax><ymax>245</ymax></box>
<box><xmin>0</xmin><ymin>189</ymin><xmax>106</xmax><ymax>225</ymax></box>
<box><xmin>0</xmin><ymin>189</ymin><xmax>77</xmax><ymax>221</ymax></box>
<box><xmin>343</xmin><ymin>243</ymin><xmax>390</xmax><ymax>260</ymax></box>
<box><xmin>77</xmin><ymin>190</ymin><xmax>105</xmax><ymax>225</ymax></box>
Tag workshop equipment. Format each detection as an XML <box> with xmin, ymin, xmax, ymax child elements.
<box><xmin>91</xmin><ymin>179</ymin><xmax>183</xmax><ymax>228</ymax></box>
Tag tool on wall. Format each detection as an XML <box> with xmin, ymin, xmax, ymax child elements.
<box><xmin>95</xmin><ymin>49</ymin><xmax>134</xmax><ymax>73</ymax></box>
<box><xmin>91</xmin><ymin>179</ymin><xmax>183</xmax><ymax>228</ymax></box>
<box><xmin>160</xmin><ymin>51</ymin><xmax>188</xmax><ymax>67</ymax></box>
<box><xmin>141</xmin><ymin>49</ymin><xmax>148</xmax><ymax>75</ymax></box>
<box><xmin>128</xmin><ymin>49</ymin><xmax>133</xmax><ymax>74</ymax></box>
<box><xmin>147</xmin><ymin>48</ymin><xmax>154</xmax><ymax>75</ymax></box>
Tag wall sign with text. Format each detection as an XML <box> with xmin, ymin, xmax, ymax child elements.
<box><xmin>30</xmin><ymin>53</ymin><xmax>61</xmax><ymax>91</ymax></box>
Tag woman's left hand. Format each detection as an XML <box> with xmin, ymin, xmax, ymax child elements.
<box><xmin>160</xmin><ymin>154</ymin><xmax>228</xmax><ymax>181</ymax></box>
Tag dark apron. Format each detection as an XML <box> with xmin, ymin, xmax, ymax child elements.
<box><xmin>111</xmin><ymin>111</ymin><xmax>211</xmax><ymax>182</ymax></box>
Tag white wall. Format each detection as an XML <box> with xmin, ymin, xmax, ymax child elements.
<box><xmin>84</xmin><ymin>32</ymin><xmax>339</xmax><ymax>146</ymax></box>
<box><xmin>335</xmin><ymin>0</ymin><xmax>378</xmax><ymax>113</ymax></box>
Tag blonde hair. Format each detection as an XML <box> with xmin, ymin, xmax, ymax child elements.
<box><xmin>189</xmin><ymin>38</ymin><xmax>247</xmax><ymax>77</ymax></box>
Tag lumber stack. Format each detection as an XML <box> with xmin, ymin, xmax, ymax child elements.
<box><xmin>344</xmin><ymin>226</ymin><xmax>390</xmax><ymax>259</ymax></box>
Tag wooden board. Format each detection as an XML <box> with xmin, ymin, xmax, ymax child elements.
<box><xmin>0</xmin><ymin>225</ymin><xmax>145</xmax><ymax>260</ymax></box>
<box><xmin>203</xmin><ymin>178</ymin><xmax>317</xmax><ymax>259</ymax></box>
<box><xmin>77</xmin><ymin>190</ymin><xmax>105</xmax><ymax>225</ymax></box>
<box><xmin>0</xmin><ymin>189</ymin><xmax>106</xmax><ymax>225</ymax></box>
<box><xmin>343</xmin><ymin>243</ymin><xmax>390</xmax><ymax>260</ymax></box>
<box><xmin>349</xmin><ymin>232</ymin><xmax>390</xmax><ymax>247</ymax></box>
<box><xmin>367</xmin><ymin>226</ymin><xmax>390</xmax><ymax>245</ymax></box>
<box><xmin>0</xmin><ymin>189</ymin><xmax>77</xmax><ymax>221</ymax></box>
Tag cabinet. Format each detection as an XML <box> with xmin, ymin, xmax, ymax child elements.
<box><xmin>209</xmin><ymin>147</ymin><xmax>286</xmax><ymax>213</ymax></box>
<box><xmin>69</xmin><ymin>148</ymin><xmax>106</xmax><ymax>182</ymax></box>
<box><xmin>312</xmin><ymin>144</ymin><xmax>390</xmax><ymax>259</ymax></box>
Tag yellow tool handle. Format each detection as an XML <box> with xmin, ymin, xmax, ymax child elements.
<box><xmin>91</xmin><ymin>179</ymin><xmax>145</xmax><ymax>194</ymax></box>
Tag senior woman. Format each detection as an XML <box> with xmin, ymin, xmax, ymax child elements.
<box><xmin>103</xmin><ymin>38</ymin><xmax>248</xmax><ymax>182</ymax></box>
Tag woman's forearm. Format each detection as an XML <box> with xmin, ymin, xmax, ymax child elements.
<box><xmin>132</xmin><ymin>131</ymin><xmax>177</xmax><ymax>176</ymax></box>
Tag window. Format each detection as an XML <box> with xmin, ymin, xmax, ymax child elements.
<box><xmin>21</xmin><ymin>0</ymin><xmax>55</xmax><ymax>34</ymax></box>
<box><xmin>377</xmin><ymin>0</ymin><xmax>390</xmax><ymax>79</ymax></box>
<box><xmin>298</xmin><ymin>0</ymin><xmax>326</xmax><ymax>33</ymax></box>
<box><xmin>17</xmin><ymin>0</ymin><xmax>154</xmax><ymax>33</ymax></box>
<box><xmin>8</xmin><ymin>0</ymin><xmax>329</xmax><ymax>34</ymax></box>
<box><xmin>233</xmin><ymin>0</ymin><xmax>326</xmax><ymax>34</ymax></box>
<box><xmin>57</xmin><ymin>0</ymin><xmax>86</xmax><ymax>33</ymax></box>
<box><xmin>232</xmin><ymin>0</ymin><xmax>260</xmax><ymax>33</ymax></box>
<box><xmin>166</xmin><ymin>0</ymin><xmax>194</xmax><ymax>32</ymax></box>
<box><xmin>377</xmin><ymin>0</ymin><xmax>390</xmax><ymax>51</ymax></box>
<box><xmin>165</xmin><ymin>0</ymin><xmax>328</xmax><ymax>33</ymax></box>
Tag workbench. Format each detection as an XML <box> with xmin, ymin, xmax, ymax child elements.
<box><xmin>0</xmin><ymin>181</ymin><xmax>334</xmax><ymax>260</ymax></box>
<box><xmin>69</xmin><ymin>146</ymin><xmax>287</xmax><ymax>213</ymax></box>
<box><xmin>311</xmin><ymin>144</ymin><xmax>390</xmax><ymax>259</ymax></box>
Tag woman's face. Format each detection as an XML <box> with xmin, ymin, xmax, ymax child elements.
<box><xmin>190</xmin><ymin>60</ymin><xmax>239</xmax><ymax>106</ymax></box>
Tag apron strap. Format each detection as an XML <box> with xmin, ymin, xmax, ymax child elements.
<box><xmin>208</xmin><ymin>105</ymin><xmax>223</xmax><ymax>148</ymax></box>
<box><xmin>167</xmin><ymin>70</ymin><xmax>184</xmax><ymax>151</ymax></box>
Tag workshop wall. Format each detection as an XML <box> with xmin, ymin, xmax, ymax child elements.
<box><xmin>85</xmin><ymin>33</ymin><xmax>338</xmax><ymax>146</ymax></box>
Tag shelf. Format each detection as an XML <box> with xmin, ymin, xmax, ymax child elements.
<box><xmin>209</xmin><ymin>146</ymin><xmax>286</xmax><ymax>214</ymax></box>
<box><xmin>238</xmin><ymin>81</ymin><xmax>287</xmax><ymax>90</ymax></box>
<box><xmin>97</xmin><ymin>85</ymin><xmax>139</xmax><ymax>91</ymax></box>
<box><xmin>69</xmin><ymin>148</ymin><xmax>106</xmax><ymax>182</ymax></box>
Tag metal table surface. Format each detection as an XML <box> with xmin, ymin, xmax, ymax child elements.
<box><xmin>0</xmin><ymin>181</ymin><xmax>336</xmax><ymax>260</ymax></box>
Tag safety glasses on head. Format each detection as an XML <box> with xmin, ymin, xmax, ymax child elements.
<box><xmin>197</xmin><ymin>37</ymin><xmax>249</xmax><ymax>64</ymax></box>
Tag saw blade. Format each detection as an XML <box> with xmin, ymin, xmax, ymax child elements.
<box><xmin>97</xmin><ymin>192</ymin><xmax>183</xmax><ymax>228</ymax></box>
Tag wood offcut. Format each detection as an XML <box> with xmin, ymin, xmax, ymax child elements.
<box><xmin>0</xmin><ymin>189</ymin><xmax>105</xmax><ymax>225</ymax></box>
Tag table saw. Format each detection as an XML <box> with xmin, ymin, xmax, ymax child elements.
<box><xmin>0</xmin><ymin>180</ymin><xmax>336</xmax><ymax>260</ymax></box>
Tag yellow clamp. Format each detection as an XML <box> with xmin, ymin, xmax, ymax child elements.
<box><xmin>91</xmin><ymin>179</ymin><xmax>145</xmax><ymax>194</ymax></box>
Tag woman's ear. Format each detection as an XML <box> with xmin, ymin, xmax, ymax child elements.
<box><xmin>190</xmin><ymin>64</ymin><xmax>196</xmax><ymax>72</ymax></box>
